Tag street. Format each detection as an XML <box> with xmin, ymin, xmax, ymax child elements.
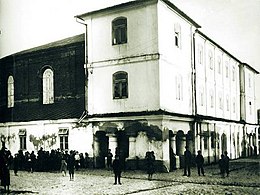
<box><xmin>1</xmin><ymin>156</ymin><xmax>259</xmax><ymax>195</ymax></box>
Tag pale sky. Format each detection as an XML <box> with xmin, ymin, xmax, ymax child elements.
<box><xmin>0</xmin><ymin>0</ymin><xmax>260</xmax><ymax>108</ymax></box>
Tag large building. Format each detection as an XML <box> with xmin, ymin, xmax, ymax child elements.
<box><xmin>0</xmin><ymin>34</ymin><xmax>90</xmax><ymax>154</ymax></box>
<box><xmin>0</xmin><ymin>0</ymin><xmax>259</xmax><ymax>171</ymax></box>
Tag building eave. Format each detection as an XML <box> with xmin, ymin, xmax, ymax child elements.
<box><xmin>75</xmin><ymin>0</ymin><xmax>201</xmax><ymax>28</ymax></box>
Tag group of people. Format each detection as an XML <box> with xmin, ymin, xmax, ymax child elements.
<box><xmin>11</xmin><ymin>148</ymin><xmax>90</xmax><ymax>174</ymax></box>
<box><xmin>183</xmin><ymin>146</ymin><xmax>230</xmax><ymax>178</ymax></box>
<box><xmin>1</xmin><ymin>143</ymin><xmax>232</xmax><ymax>192</ymax></box>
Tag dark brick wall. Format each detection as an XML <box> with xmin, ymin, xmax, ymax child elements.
<box><xmin>0</xmin><ymin>35</ymin><xmax>85</xmax><ymax>122</ymax></box>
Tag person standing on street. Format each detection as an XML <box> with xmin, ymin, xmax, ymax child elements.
<box><xmin>112</xmin><ymin>155</ymin><xmax>122</xmax><ymax>185</ymax></box>
<box><xmin>67</xmin><ymin>150</ymin><xmax>75</xmax><ymax>181</ymax></box>
<box><xmin>183</xmin><ymin>146</ymin><xmax>192</xmax><ymax>177</ymax></box>
<box><xmin>60</xmin><ymin>153</ymin><xmax>67</xmax><ymax>176</ymax></box>
<box><xmin>219</xmin><ymin>154</ymin><xmax>225</xmax><ymax>178</ymax></box>
<box><xmin>0</xmin><ymin>143</ymin><xmax>12</xmax><ymax>193</ymax></box>
<box><xmin>195</xmin><ymin>150</ymin><xmax>205</xmax><ymax>176</ymax></box>
<box><xmin>13</xmin><ymin>153</ymin><xmax>19</xmax><ymax>176</ymax></box>
<box><xmin>107</xmin><ymin>149</ymin><xmax>113</xmax><ymax>169</ymax></box>
<box><xmin>146</xmin><ymin>151</ymin><xmax>156</xmax><ymax>180</ymax></box>
<box><xmin>224</xmin><ymin>151</ymin><xmax>230</xmax><ymax>177</ymax></box>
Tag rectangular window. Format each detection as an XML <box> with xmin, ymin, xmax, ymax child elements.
<box><xmin>225</xmin><ymin>62</ymin><xmax>229</xmax><ymax>78</ymax></box>
<box><xmin>200</xmin><ymin>88</ymin><xmax>204</xmax><ymax>106</ymax></box>
<box><xmin>209</xmin><ymin>51</ymin><xmax>213</xmax><ymax>70</ymax></box>
<box><xmin>19</xmin><ymin>129</ymin><xmax>26</xmax><ymax>150</ymax></box>
<box><xmin>232</xmin><ymin>67</ymin><xmax>236</xmax><ymax>81</ymax></box>
<box><xmin>248</xmin><ymin>74</ymin><xmax>251</xmax><ymax>88</ymax></box>
<box><xmin>233</xmin><ymin>97</ymin><xmax>236</xmax><ymax>113</ymax></box>
<box><xmin>210</xmin><ymin>90</ymin><xmax>214</xmax><ymax>108</ymax></box>
<box><xmin>59</xmin><ymin>128</ymin><xmax>69</xmax><ymax>151</ymax></box>
<box><xmin>175</xmin><ymin>75</ymin><xmax>183</xmax><ymax>100</ymax></box>
<box><xmin>249</xmin><ymin>101</ymin><xmax>252</xmax><ymax>115</ymax></box>
<box><xmin>174</xmin><ymin>23</ymin><xmax>181</xmax><ymax>48</ymax></box>
<box><xmin>175</xmin><ymin>32</ymin><xmax>179</xmax><ymax>47</ymax></box>
<box><xmin>217</xmin><ymin>56</ymin><xmax>221</xmax><ymax>74</ymax></box>
<box><xmin>113</xmin><ymin>72</ymin><xmax>128</xmax><ymax>99</ymax></box>
<box><xmin>198</xmin><ymin>45</ymin><xmax>203</xmax><ymax>65</ymax></box>
<box><xmin>219</xmin><ymin>93</ymin><xmax>223</xmax><ymax>110</ymax></box>
<box><xmin>226</xmin><ymin>96</ymin><xmax>229</xmax><ymax>111</ymax></box>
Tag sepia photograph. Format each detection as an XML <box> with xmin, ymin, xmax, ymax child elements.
<box><xmin>0</xmin><ymin>0</ymin><xmax>259</xmax><ymax>194</ymax></box>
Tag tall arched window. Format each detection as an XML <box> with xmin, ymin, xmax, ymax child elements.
<box><xmin>7</xmin><ymin>75</ymin><xmax>14</xmax><ymax>108</ymax></box>
<box><xmin>43</xmin><ymin>68</ymin><xmax>54</xmax><ymax>104</ymax></box>
<box><xmin>112</xmin><ymin>17</ymin><xmax>127</xmax><ymax>45</ymax></box>
<box><xmin>113</xmin><ymin>71</ymin><xmax>128</xmax><ymax>99</ymax></box>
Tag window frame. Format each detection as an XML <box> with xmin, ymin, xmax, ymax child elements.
<box><xmin>198</xmin><ymin>45</ymin><xmax>203</xmax><ymax>65</ymax></box>
<box><xmin>174</xmin><ymin>23</ymin><xmax>181</xmax><ymax>48</ymax></box>
<box><xmin>217</xmin><ymin>56</ymin><xmax>222</xmax><ymax>74</ymax></box>
<box><xmin>42</xmin><ymin>68</ymin><xmax>54</xmax><ymax>105</ymax></box>
<box><xmin>225</xmin><ymin>61</ymin><xmax>229</xmax><ymax>78</ymax></box>
<box><xmin>59</xmin><ymin>128</ymin><xmax>69</xmax><ymax>151</ymax></box>
<box><xmin>7</xmin><ymin>75</ymin><xmax>14</xmax><ymax>108</ymax></box>
<box><xmin>19</xmin><ymin>129</ymin><xmax>27</xmax><ymax>150</ymax></box>
<box><xmin>209</xmin><ymin>50</ymin><xmax>213</xmax><ymax>70</ymax></box>
<box><xmin>175</xmin><ymin>75</ymin><xmax>183</xmax><ymax>101</ymax></box>
<box><xmin>113</xmin><ymin>71</ymin><xmax>128</xmax><ymax>99</ymax></box>
<box><xmin>112</xmin><ymin>17</ymin><xmax>127</xmax><ymax>45</ymax></box>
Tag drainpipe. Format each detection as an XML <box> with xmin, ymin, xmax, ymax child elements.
<box><xmin>191</xmin><ymin>27</ymin><xmax>197</xmax><ymax>117</ymax></box>
<box><xmin>191</xmin><ymin>27</ymin><xmax>198</xmax><ymax>153</ymax></box>
<box><xmin>75</xmin><ymin>16</ymin><xmax>88</xmax><ymax>114</ymax></box>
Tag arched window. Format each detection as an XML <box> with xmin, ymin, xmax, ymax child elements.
<box><xmin>43</xmin><ymin>68</ymin><xmax>54</xmax><ymax>104</ymax></box>
<box><xmin>112</xmin><ymin>17</ymin><xmax>127</xmax><ymax>45</ymax></box>
<box><xmin>7</xmin><ymin>75</ymin><xmax>14</xmax><ymax>108</ymax></box>
<box><xmin>113</xmin><ymin>71</ymin><xmax>128</xmax><ymax>99</ymax></box>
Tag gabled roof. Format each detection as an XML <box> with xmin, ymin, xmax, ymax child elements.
<box><xmin>75</xmin><ymin>0</ymin><xmax>201</xmax><ymax>28</ymax></box>
<box><xmin>14</xmin><ymin>34</ymin><xmax>85</xmax><ymax>56</ymax></box>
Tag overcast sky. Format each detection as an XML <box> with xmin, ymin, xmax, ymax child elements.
<box><xmin>0</xmin><ymin>0</ymin><xmax>260</xmax><ymax>108</ymax></box>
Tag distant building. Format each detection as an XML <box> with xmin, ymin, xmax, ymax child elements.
<box><xmin>0</xmin><ymin>0</ymin><xmax>259</xmax><ymax>171</ymax></box>
<box><xmin>0</xmin><ymin>34</ymin><xmax>90</xmax><ymax>153</ymax></box>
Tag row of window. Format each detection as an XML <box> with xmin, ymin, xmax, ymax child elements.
<box><xmin>198</xmin><ymin>47</ymin><xmax>236</xmax><ymax>79</ymax></box>
<box><xmin>19</xmin><ymin>129</ymin><xmax>69</xmax><ymax>151</ymax></box>
<box><xmin>6</xmin><ymin>69</ymin><xmax>185</xmax><ymax>108</ymax></box>
<box><xmin>199</xmin><ymin>89</ymin><xmax>237</xmax><ymax>113</ymax></box>
<box><xmin>7</xmin><ymin>68</ymin><xmax>54</xmax><ymax>108</ymax></box>
<box><xmin>112</xmin><ymin>17</ymin><xmax>182</xmax><ymax>49</ymax></box>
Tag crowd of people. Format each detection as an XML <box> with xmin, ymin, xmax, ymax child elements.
<box><xmin>12</xmin><ymin>147</ymin><xmax>90</xmax><ymax>173</ymax></box>
<box><xmin>0</xmin><ymin>142</ymin><xmax>232</xmax><ymax>192</ymax></box>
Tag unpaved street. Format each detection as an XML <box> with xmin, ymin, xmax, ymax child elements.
<box><xmin>1</xmin><ymin>156</ymin><xmax>259</xmax><ymax>195</ymax></box>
